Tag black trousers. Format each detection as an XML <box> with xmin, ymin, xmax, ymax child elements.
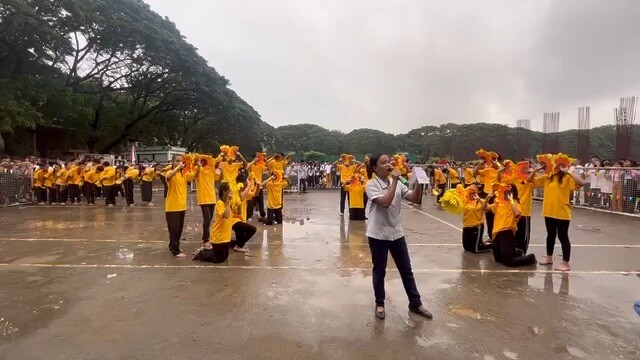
<box><xmin>436</xmin><ymin>184</ymin><xmax>446</xmax><ymax>203</ymax></box>
<box><xmin>515</xmin><ymin>216</ymin><xmax>531</xmax><ymax>255</ymax></box>
<box><xmin>47</xmin><ymin>187</ymin><xmax>58</xmax><ymax>204</ymax></box>
<box><xmin>68</xmin><ymin>184</ymin><xmax>82</xmax><ymax>203</ymax></box>
<box><xmin>200</xmin><ymin>204</ymin><xmax>214</xmax><ymax>242</ymax></box>
<box><xmin>166</xmin><ymin>211</ymin><xmax>185</xmax><ymax>255</ymax></box>
<box><xmin>544</xmin><ymin>217</ymin><xmax>571</xmax><ymax>262</ymax></box>
<box><xmin>253</xmin><ymin>189</ymin><xmax>266</xmax><ymax>218</ymax></box>
<box><xmin>462</xmin><ymin>224</ymin><xmax>492</xmax><ymax>253</ymax></box>
<box><xmin>140</xmin><ymin>181</ymin><xmax>153</xmax><ymax>202</ymax></box>
<box><xmin>209</xmin><ymin>242</ymin><xmax>230</xmax><ymax>263</ymax></box>
<box><xmin>492</xmin><ymin>230</ymin><xmax>536</xmax><ymax>267</ymax></box>
<box><xmin>368</xmin><ymin>237</ymin><xmax>422</xmax><ymax>308</ymax></box>
<box><xmin>116</xmin><ymin>184</ymin><xmax>125</xmax><ymax>198</ymax></box>
<box><xmin>349</xmin><ymin>208</ymin><xmax>366</xmax><ymax>221</ymax></box>
<box><xmin>265</xmin><ymin>208</ymin><xmax>283</xmax><ymax>225</ymax></box>
<box><xmin>232</xmin><ymin>221</ymin><xmax>257</xmax><ymax>248</ymax></box>
<box><xmin>83</xmin><ymin>183</ymin><xmax>95</xmax><ymax>204</ymax></box>
<box><xmin>623</xmin><ymin>179</ymin><xmax>636</xmax><ymax>213</ymax></box>
<box><xmin>103</xmin><ymin>185</ymin><xmax>116</xmax><ymax>206</ymax></box>
<box><xmin>299</xmin><ymin>178</ymin><xmax>307</xmax><ymax>192</ymax></box>
<box><xmin>246</xmin><ymin>199</ymin><xmax>254</xmax><ymax>220</ymax></box>
<box><xmin>57</xmin><ymin>186</ymin><xmax>68</xmax><ymax>203</ymax></box>
<box><xmin>123</xmin><ymin>179</ymin><xmax>135</xmax><ymax>205</ymax></box>
<box><xmin>160</xmin><ymin>175</ymin><xmax>168</xmax><ymax>199</ymax></box>
<box><xmin>34</xmin><ymin>187</ymin><xmax>46</xmax><ymax>203</ymax></box>
<box><xmin>95</xmin><ymin>185</ymin><xmax>102</xmax><ymax>198</ymax></box>
<box><xmin>340</xmin><ymin>188</ymin><xmax>349</xmax><ymax>213</ymax></box>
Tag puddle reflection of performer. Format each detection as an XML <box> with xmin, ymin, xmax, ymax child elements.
<box><xmin>365</xmin><ymin>154</ymin><xmax>433</xmax><ymax>320</ymax></box>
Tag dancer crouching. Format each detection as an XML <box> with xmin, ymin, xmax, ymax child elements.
<box><xmin>462</xmin><ymin>185</ymin><xmax>492</xmax><ymax>253</ymax></box>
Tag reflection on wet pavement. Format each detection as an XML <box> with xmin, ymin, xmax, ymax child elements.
<box><xmin>0</xmin><ymin>191</ymin><xmax>639</xmax><ymax>359</ymax></box>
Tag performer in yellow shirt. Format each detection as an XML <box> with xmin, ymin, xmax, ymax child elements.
<box><xmin>229</xmin><ymin>174</ymin><xmax>257</xmax><ymax>253</ymax></box>
<box><xmin>528</xmin><ymin>155</ymin><xmax>585</xmax><ymax>272</ymax></box>
<box><xmin>55</xmin><ymin>163</ymin><xmax>69</xmax><ymax>204</ymax></box>
<box><xmin>140</xmin><ymin>164</ymin><xmax>156</xmax><ymax>206</ymax></box>
<box><xmin>194</xmin><ymin>156</ymin><xmax>219</xmax><ymax>243</ymax></box>
<box><xmin>262</xmin><ymin>171</ymin><xmax>289</xmax><ymax>225</ymax></box>
<box><xmin>484</xmin><ymin>184</ymin><xmax>536</xmax><ymax>267</ymax></box>
<box><xmin>123</xmin><ymin>164</ymin><xmax>140</xmax><ymax>207</ymax></box>
<box><xmin>247</xmin><ymin>152</ymin><xmax>268</xmax><ymax>221</ymax></box>
<box><xmin>194</xmin><ymin>183</ymin><xmax>234</xmax><ymax>263</ymax></box>
<box><xmin>164</xmin><ymin>154</ymin><xmax>195</xmax><ymax>257</ymax></box>
<box><xmin>82</xmin><ymin>166</ymin><xmax>99</xmax><ymax>205</ymax></box>
<box><xmin>333</xmin><ymin>154</ymin><xmax>361</xmax><ymax>215</ymax></box>
<box><xmin>44</xmin><ymin>164</ymin><xmax>57</xmax><ymax>205</ymax></box>
<box><xmin>343</xmin><ymin>175</ymin><xmax>366</xmax><ymax>220</ymax></box>
<box><xmin>461</xmin><ymin>186</ymin><xmax>492</xmax><ymax>253</ymax></box>
<box><xmin>32</xmin><ymin>164</ymin><xmax>46</xmax><ymax>204</ymax></box>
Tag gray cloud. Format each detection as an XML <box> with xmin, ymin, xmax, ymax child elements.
<box><xmin>145</xmin><ymin>0</ymin><xmax>640</xmax><ymax>133</ymax></box>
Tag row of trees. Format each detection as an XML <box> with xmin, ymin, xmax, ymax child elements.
<box><xmin>1</xmin><ymin>0</ymin><xmax>272</xmax><ymax>155</ymax></box>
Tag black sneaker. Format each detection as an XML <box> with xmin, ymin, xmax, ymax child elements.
<box><xmin>409</xmin><ymin>306</ymin><xmax>433</xmax><ymax>319</ymax></box>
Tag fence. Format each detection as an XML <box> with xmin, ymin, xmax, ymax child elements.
<box><xmin>0</xmin><ymin>164</ymin><xmax>34</xmax><ymax>205</ymax></box>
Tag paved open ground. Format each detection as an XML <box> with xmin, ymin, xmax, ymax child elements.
<box><xmin>0</xmin><ymin>191</ymin><xmax>639</xmax><ymax>360</ymax></box>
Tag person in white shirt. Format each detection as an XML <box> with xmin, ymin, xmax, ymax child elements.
<box><xmin>297</xmin><ymin>162</ymin><xmax>307</xmax><ymax>193</ymax></box>
<box><xmin>365</xmin><ymin>153</ymin><xmax>433</xmax><ymax>321</ymax></box>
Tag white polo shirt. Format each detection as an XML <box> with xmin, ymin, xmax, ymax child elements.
<box><xmin>365</xmin><ymin>177</ymin><xmax>410</xmax><ymax>240</ymax></box>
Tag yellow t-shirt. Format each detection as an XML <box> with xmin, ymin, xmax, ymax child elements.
<box><xmin>267</xmin><ymin>159</ymin><xmax>288</xmax><ymax>173</ymax></box>
<box><xmin>448</xmin><ymin>168</ymin><xmax>460</xmax><ymax>184</ymax></box>
<box><xmin>164</xmin><ymin>170</ymin><xmax>195</xmax><ymax>212</ymax></box>
<box><xmin>346</xmin><ymin>183</ymin><xmax>366</xmax><ymax>208</ymax></box>
<box><xmin>196</xmin><ymin>167</ymin><xmax>217</xmax><ymax>205</ymax></box>
<box><xmin>337</xmin><ymin>163</ymin><xmax>357</xmax><ymax>184</ymax></box>
<box><xmin>210</xmin><ymin>200</ymin><xmax>232</xmax><ymax>244</ymax></box>
<box><xmin>463</xmin><ymin>200</ymin><xmax>484</xmax><ymax>227</ymax></box>
<box><xmin>33</xmin><ymin>169</ymin><xmax>45</xmax><ymax>187</ymax></box>
<box><xmin>250</xmin><ymin>163</ymin><xmax>267</xmax><ymax>183</ymax></box>
<box><xmin>99</xmin><ymin>167</ymin><xmax>117</xmax><ymax>186</ymax></box>
<box><xmin>66</xmin><ymin>166</ymin><xmax>78</xmax><ymax>185</ymax></box>
<box><xmin>535</xmin><ymin>173</ymin><xmax>580</xmax><ymax>220</ymax></box>
<box><xmin>464</xmin><ymin>168</ymin><xmax>475</xmax><ymax>185</ymax></box>
<box><xmin>266</xmin><ymin>181</ymin><xmax>286</xmax><ymax>209</ymax></box>
<box><xmin>83</xmin><ymin>170</ymin><xmax>98</xmax><ymax>184</ymax></box>
<box><xmin>55</xmin><ymin>169</ymin><xmax>68</xmax><ymax>186</ymax></box>
<box><xmin>126</xmin><ymin>167</ymin><xmax>140</xmax><ymax>181</ymax></box>
<box><xmin>490</xmin><ymin>202</ymin><xmax>521</xmax><ymax>238</ymax></box>
<box><xmin>514</xmin><ymin>181</ymin><xmax>533</xmax><ymax>217</ymax></box>
<box><xmin>359</xmin><ymin>167</ymin><xmax>369</xmax><ymax>180</ymax></box>
<box><xmin>44</xmin><ymin>169</ymin><xmax>55</xmax><ymax>187</ymax></box>
<box><xmin>220</xmin><ymin>162</ymin><xmax>243</xmax><ymax>185</ymax></box>
<box><xmin>434</xmin><ymin>168</ymin><xmax>446</xmax><ymax>185</ymax></box>
<box><xmin>141</xmin><ymin>168</ymin><xmax>155</xmax><ymax>182</ymax></box>
<box><xmin>479</xmin><ymin>167</ymin><xmax>499</xmax><ymax>192</ymax></box>
<box><xmin>73</xmin><ymin>168</ymin><xmax>84</xmax><ymax>185</ymax></box>
<box><xmin>231</xmin><ymin>197</ymin><xmax>247</xmax><ymax>225</ymax></box>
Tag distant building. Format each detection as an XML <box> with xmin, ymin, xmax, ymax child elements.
<box><xmin>123</xmin><ymin>144</ymin><xmax>186</xmax><ymax>164</ymax></box>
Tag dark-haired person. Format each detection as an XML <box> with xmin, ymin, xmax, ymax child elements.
<box><xmin>474</xmin><ymin>156</ymin><xmax>502</xmax><ymax>242</ymax></box>
<box><xmin>164</xmin><ymin>154</ymin><xmax>195</xmax><ymax>257</ymax></box>
<box><xmin>201</xmin><ymin>182</ymin><xmax>234</xmax><ymax>263</ymax></box>
<box><xmin>529</xmin><ymin>161</ymin><xmax>585</xmax><ymax>272</ymax></box>
<box><xmin>262</xmin><ymin>171</ymin><xmax>288</xmax><ymax>225</ymax></box>
<box><xmin>432</xmin><ymin>166</ymin><xmax>447</xmax><ymax>204</ymax></box>
<box><xmin>334</xmin><ymin>155</ymin><xmax>361</xmax><ymax>215</ymax></box>
<box><xmin>123</xmin><ymin>164</ymin><xmax>140</xmax><ymax>207</ymax></box>
<box><xmin>32</xmin><ymin>164</ymin><xmax>47</xmax><ymax>204</ymax></box>
<box><xmin>45</xmin><ymin>164</ymin><xmax>58</xmax><ymax>204</ymax></box>
<box><xmin>484</xmin><ymin>184</ymin><xmax>536</xmax><ymax>267</ymax></box>
<box><xmin>99</xmin><ymin>161</ymin><xmax>117</xmax><ymax>207</ymax></box>
<box><xmin>194</xmin><ymin>157</ymin><xmax>219</xmax><ymax>243</ymax></box>
<box><xmin>247</xmin><ymin>153</ymin><xmax>268</xmax><ymax>221</ymax></box>
<box><xmin>219</xmin><ymin>151</ymin><xmax>248</xmax><ymax>186</ymax></box>
<box><xmin>139</xmin><ymin>165</ymin><xmax>156</xmax><ymax>206</ymax></box>
<box><xmin>461</xmin><ymin>185</ymin><xmax>492</xmax><ymax>253</ymax></box>
<box><xmin>55</xmin><ymin>163</ymin><xmax>69</xmax><ymax>204</ymax></box>
<box><xmin>343</xmin><ymin>175</ymin><xmax>366</xmax><ymax>221</ymax></box>
<box><xmin>82</xmin><ymin>166</ymin><xmax>98</xmax><ymax>205</ymax></box>
<box><xmin>365</xmin><ymin>154</ymin><xmax>433</xmax><ymax>320</ymax></box>
<box><xmin>229</xmin><ymin>174</ymin><xmax>257</xmax><ymax>253</ymax></box>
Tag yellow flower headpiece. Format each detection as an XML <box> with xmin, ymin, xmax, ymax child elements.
<box><xmin>220</xmin><ymin>145</ymin><xmax>239</xmax><ymax>160</ymax></box>
<box><xmin>536</xmin><ymin>154</ymin><xmax>554</xmax><ymax>175</ymax></box>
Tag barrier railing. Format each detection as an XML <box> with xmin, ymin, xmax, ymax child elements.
<box><xmin>0</xmin><ymin>165</ymin><xmax>34</xmax><ymax>205</ymax></box>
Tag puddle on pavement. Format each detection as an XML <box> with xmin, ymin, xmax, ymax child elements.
<box><xmin>446</xmin><ymin>304</ymin><xmax>495</xmax><ymax>322</ymax></box>
<box><xmin>553</xmin><ymin>345</ymin><xmax>588</xmax><ymax>358</ymax></box>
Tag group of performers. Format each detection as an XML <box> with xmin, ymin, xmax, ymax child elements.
<box><xmin>438</xmin><ymin>149</ymin><xmax>585</xmax><ymax>271</ymax></box>
<box><xmin>31</xmin><ymin>158</ymin><xmax>166</xmax><ymax>207</ymax></box>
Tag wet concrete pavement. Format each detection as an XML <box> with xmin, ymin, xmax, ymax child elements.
<box><xmin>0</xmin><ymin>191</ymin><xmax>639</xmax><ymax>359</ymax></box>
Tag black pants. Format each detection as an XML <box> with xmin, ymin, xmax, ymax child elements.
<box><xmin>166</xmin><ymin>211</ymin><xmax>186</xmax><ymax>255</ymax></box>
<box><xmin>485</xmin><ymin>210</ymin><xmax>495</xmax><ymax>241</ymax></box>
<box><xmin>299</xmin><ymin>178</ymin><xmax>307</xmax><ymax>192</ymax></box>
<box><xmin>117</xmin><ymin>184</ymin><xmax>125</xmax><ymax>198</ymax></box>
<box><xmin>368</xmin><ymin>237</ymin><xmax>422</xmax><ymax>308</ymax></box>
<box><xmin>246</xmin><ymin>199</ymin><xmax>254</xmax><ymax>220</ymax></box>
<box><xmin>515</xmin><ymin>216</ymin><xmax>531</xmax><ymax>255</ymax></box>
<box><xmin>95</xmin><ymin>185</ymin><xmax>102</xmax><ymax>198</ymax></box>
<box><xmin>123</xmin><ymin>179</ymin><xmax>135</xmax><ymax>206</ymax></box>
<box><xmin>232</xmin><ymin>221</ymin><xmax>257</xmax><ymax>248</ymax></box>
<box><xmin>492</xmin><ymin>230</ymin><xmax>536</xmax><ymax>267</ymax></box>
<box><xmin>340</xmin><ymin>188</ymin><xmax>349</xmax><ymax>213</ymax></box>
<box><xmin>544</xmin><ymin>217</ymin><xmax>571</xmax><ymax>262</ymax></box>
<box><xmin>462</xmin><ymin>224</ymin><xmax>491</xmax><ymax>253</ymax></box>
<box><xmin>68</xmin><ymin>184</ymin><xmax>82</xmax><ymax>203</ymax></box>
<box><xmin>47</xmin><ymin>187</ymin><xmax>58</xmax><ymax>204</ymax></box>
<box><xmin>349</xmin><ymin>208</ymin><xmax>366</xmax><ymax>221</ymax></box>
<box><xmin>34</xmin><ymin>187</ymin><xmax>46</xmax><ymax>203</ymax></box>
<box><xmin>103</xmin><ymin>185</ymin><xmax>116</xmax><ymax>206</ymax></box>
<box><xmin>436</xmin><ymin>184</ymin><xmax>446</xmax><ymax>203</ymax></box>
<box><xmin>204</xmin><ymin>242</ymin><xmax>230</xmax><ymax>263</ymax></box>
<box><xmin>57</xmin><ymin>186</ymin><xmax>68</xmax><ymax>203</ymax></box>
<box><xmin>623</xmin><ymin>179</ymin><xmax>636</xmax><ymax>213</ymax></box>
<box><xmin>200</xmin><ymin>204</ymin><xmax>214</xmax><ymax>242</ymax></box>
<box><xmin>160</xmin><ymin>175</ymin><xmax>168</xmax><ymax>199</ymax></box>
<box><xmin>141</xmin><ymin>181</ymin><xmax>153</xmax><ymax>202</ymax></box>
<box><xmin>253</xmin><ymin>189</ymin><xmax>265</xmax><ymax>218</ymax></box>
<box><xmin>83</xmin><ymin>183</ymin><xmax>95</xmax><ymax>204</ymax></box>
<box><xmin>265</xmin><ymin>208</ymin><xmax>283</xmax><ymax>225</ymax></box>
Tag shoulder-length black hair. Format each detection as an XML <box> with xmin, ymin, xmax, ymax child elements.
<box><xmin>218</xmin><ymin>182</ymin><xmax>230</xmax><ymax>200</ymax></box>
<box><xmin>367</xmin><ymin>154</ymin><xmax>384</xmax><ymax>179</ymax></box>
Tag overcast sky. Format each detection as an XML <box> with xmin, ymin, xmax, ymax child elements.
<box><xmin>145</xmin><ymin>0</ymin><xmax>640</xmax><ymax>134</ymax></box>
